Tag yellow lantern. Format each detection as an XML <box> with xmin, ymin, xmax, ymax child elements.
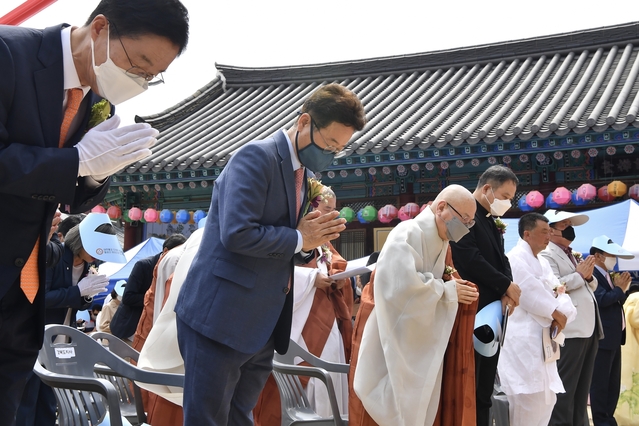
<box><xmin>607</xmin><ymin>180</ymin><xmax>627</xmax><ymax>198</ymax></box>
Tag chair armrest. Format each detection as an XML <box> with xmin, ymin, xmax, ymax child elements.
<box><xmin>33</xmin><ymin>362</ymin><xmax>124</xmax><ymax>426</ymax></box>
<box><xmin>272</xmin><ymin>361</ymin><xmax>345</xmax><ymax>426</ymax></box>
<box><xmin>91</xmin><ymin>332</ymin><xmax>140</xmax><ymax>362</ymax></box>
<box><xmin>94</xmin><ymin>363</ymin><xmax>185</xmax><ymax>388</ymax></box>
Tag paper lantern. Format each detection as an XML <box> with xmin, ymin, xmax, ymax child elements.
<box><xmin>361</xmin><ymin>206</ymin><xmax>377</xmax><ymax>222</ymax></box>
<box><xmin>576</xmin><ymin>183</ymin><xmax>596</xmax><ymax>201</ymax></box>
<box><xmin>143</xmin><ymin>208</ymin><xmax>158</xmax><ymax>223</ymax></box>
<box><xmin>357</xmin><ymin>206</ymin><xmax>377</xmax><ymax>223</ymax></box>
<box><xmin>339</xmin><ymin>207</ymin><xmax>355</xmax><ymax>223</ymax></box>
<box><xmin>378</xmin><ymin>205</ymin><xmax>398</xmax><ymax>224</ymax></box>
<box><xmin>546</xmin><ymin>193</ymin><xmax>560</xmax><ymax>209</ymax></box>
<box><xmin>597</xmin><ymin>186</ymin><xmax>615</xmax><ymax>202</ymax></box>
<box><xmin>629</xmin><ymin>184</ymin><xmax>639</xmax><ymax>201</ymax></box>
<box><xmin>399</xmin><ymin>203</ymin><xmax>420</xmax><ymax>221</ymax></box>
<box><xmin>106</xmin><ymin>206</ymin><xmax>121</xmax><ymax>220</ymax></box>
<box><xmin>159</xmin><ymin>209</ymin><xmax>173</xmax><ymax>223</ymax></box>
<box><xmin>91</xmin><ymin>205</ymin><xmax>106</xmax><ymax>214</ymax></box>
<box><xmin>525</xmin><ymin>191</ymin><xmax>544</xmax><ymax>208</ymax></box>
<box><xmin>571</xmin><ymin>191</ymin><xmax>589</xmax><ymax>206</ymax></box>
<box><xmin>607</xmin><ymin>180</ymin><xmax>627</xmax><ymax>198</ymax></box>
<box><xmin>128</xmin><ymin>207</ymin><xmax>142</xmax><ymax>221</ymax></box>
<box><xmin>194</xmin><ymin>210</ymin><xmax>207</xmax><ymax>223</ymax></box>
<box><xmin>552</xmin><ymin>187</ymin><xmax>572</xmax><ymax>206</ymax></box>
<box><xmin>518</xmin><ymin>196</ymin><xmax>534</xmax><ymax>212</ymax></box>
<box><xmin>176</xmin><ymin>209</ymin><xmax>190</xmax><ymax>224</ymax></box>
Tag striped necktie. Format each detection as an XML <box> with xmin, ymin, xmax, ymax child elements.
<box><xmin>295</xmin><ymin>167</ymin><xmax>305</xmax><ymax>220</ymax></box>
<box><xmin>20</xmin><ymin>88</ymin><xmax>84</xmax><ymax>303</ymax></box>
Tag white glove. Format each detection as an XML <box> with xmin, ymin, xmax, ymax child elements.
<box><xmin>75</xmin><ymin>115</ymin><xmax>159</xmax><ymax>180</ymax></box>
<box><xmin>77</xmin><ymin>274</ymin><xmax>109</xmax><ymax>297</ymax></box>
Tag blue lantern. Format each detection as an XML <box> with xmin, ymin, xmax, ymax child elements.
<box><xmin>159</xmin><ymin>209</ymin><xmax>173</xmax><ymax>223</ymax></box>
<box><xmin>194</xmin><ymin>210</ymin><xmax>206</xmax><ymax>223</ymax></box>
<box><xmin>546</xmin><ymin>193</ymin><xmax>560</xmax><ymax>209</ymax></box>
<box><xmin>571</xmin><ymin>191</ymin><xmax>589</xmax><ymax>206</ymax></box>
<box><xmin>518</xmin><ymin>196</ymin><xmax>534</xmax><ymax>212</ymax></box>
<box><xmin>176</xmin><ymin>209</ymin><xmax>190</xmax><ymax>224</ymax></box>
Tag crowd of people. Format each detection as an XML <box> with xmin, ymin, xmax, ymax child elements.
<box><xmin>2</xmin><ymin>0</ymin><xmax>639</xmax><ymax>425</ymax></box>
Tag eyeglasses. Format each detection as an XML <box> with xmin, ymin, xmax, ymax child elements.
<box><xmin>310</xmin><ymin>116</ymin><xmax>343</xmax><ymax>154</ymax></box>
<box><xmin>447</xmin><ymin>202</ymin><xmax>475</xmax><ymax>229</ymax></box>
<box><xmin>110</xmin><ymin>22</ymin><xmax>164</xmax><ymax>86</ymax></box>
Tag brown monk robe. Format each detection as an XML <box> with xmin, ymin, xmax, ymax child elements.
<box><xmin>348</xmin><ymin>248</ymin><xmax>478</xmax><ymax>426</ymax></box>
<box><xmin>131</xmin><ymin>255</ymin><xmax>183</xmax><ymax>426</ymax></box>
<box><xmin>253</xmin><ymin>243</ymin><xmax>353</xmax><ymax>426</ymax></box>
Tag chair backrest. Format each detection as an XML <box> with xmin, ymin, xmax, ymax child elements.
<box><xmin>271</xmin><ymin>339</ymin><xmax>348</xmax><ymax>426</ymax></box>
<box><xmin>40</xmin><ymin>325</ymin><xmax>184</xmax><ymax>388</ymax></box>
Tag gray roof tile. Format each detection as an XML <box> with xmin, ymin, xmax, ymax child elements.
<box><xmin>130</xmin><ymin>22</ymin><xmax>639</xmax><ymax>174</ymax></box>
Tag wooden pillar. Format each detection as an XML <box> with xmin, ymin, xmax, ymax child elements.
<box><xmin>123</xmin><ymin>222</ymin><xmax>142</xmax><ymax>251</ymax></box>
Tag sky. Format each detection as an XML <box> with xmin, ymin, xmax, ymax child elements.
<box><xmin>3</xmin><ymin>0</ymin><xmax>639</xmax><ymax>125</ymax></box>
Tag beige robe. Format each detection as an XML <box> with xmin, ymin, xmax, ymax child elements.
<box><xmin>353</xmin><ymin>207</ymin><xmax>459</xmax><ymax>426</ymax></box>
<box><xmin>136</xmin><ymin>229</ymin><xmax>204</xmax><ymax>405</ymax></box>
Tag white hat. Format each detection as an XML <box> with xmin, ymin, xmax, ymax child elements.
<box><xmin>78</xmin><ymin>213</ymin><xmax>126</xmax><ymax>263</ymax></box>
<box><xmin>544</xmin><ymin>209</ymin><xmax>589</xmax><ymax>226</ymax></box>
<box><xmin>114</xmin><ymin>280</ymin><xmax>127</xmax><ymax>297</ymax></box>
<box><xmin>591</xmin><ymin>235</ymin><xmax>635</xmax><ymax>259</ymax></box>
<box><xmin>473</xmin><ymin>300</ymin><xmax>504</xmax><ymax>357</ymax></box>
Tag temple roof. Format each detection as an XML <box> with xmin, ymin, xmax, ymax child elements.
<box><xmin>131</xmin><ymin>21</ymin><xmax>639</xmax><ymax>174</ymax></box>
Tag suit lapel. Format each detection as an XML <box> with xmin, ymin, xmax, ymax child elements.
<box><xmin>549</xmin><ymin>243</ymin><xmax>575</xmax><ymax>271</ymax></box>
<box><xmin>479</xmin><ymin>214</ymin><xmax>504</xmax><ymax>262</ymax></box>
<box><xmin>34</xmin><ymin>25</ymin><xmax>66</xmax><ymax>148</ymax></box>
<box><xmin>274</xmin><ymin>131</ymin><xmax>298</xmax><ymax>228</ymax></box>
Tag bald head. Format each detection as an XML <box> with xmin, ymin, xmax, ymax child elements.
<box><xmin>431</xmin><ymin>185</ymin><xmax>476</xmax><ymax>241</ymax></box>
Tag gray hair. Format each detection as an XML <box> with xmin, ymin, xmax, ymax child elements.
<box><xmin>64</xmin><ymin>223</ymin><xmax>116</xmax><ymax>257</ymax></box>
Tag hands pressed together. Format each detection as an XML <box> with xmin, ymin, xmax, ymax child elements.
<box><xmin>297</xmin><ymin>210</ymin><xmax>346</xmax><ymax>252</ymax></box>
<box><xmin>575</xmin><ymin>256</ymin><xmax>595</xmax><ymax>281</ymax></box>
<box><xmin>75</xmin><ymin>115</ymin><xmax>158</xmax><ymax>181</ymax></box>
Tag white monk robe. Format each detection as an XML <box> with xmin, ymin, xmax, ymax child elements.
<box><xmin>353</xmin><ymin>207</ymin><xmax>459</xmax><ymax>426</ymax></box>
<box><xmin>291</xmin><ymin>255</ymin><xmax>348</xmax><ymax>417</ymax></box>
<box><xmin>136</xmin><ymin>229</ymin><xmax>204</xmax><ymax>406</ymax></box>
<box><xmin>499</xmin><ymin>239</ymin><xmax>576</xmax><ymax>425</ymax></box>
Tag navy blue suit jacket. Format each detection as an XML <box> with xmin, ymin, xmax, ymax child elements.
<box><xmin>592</xmin><ymin>267</ymin><xmax>627</xmax><ymax>350</ymax></box>
<box><xmin>176</xmin><ymin>130</ymin><xmax>310</xmax><ymax>355</ymax></box>
<box><xmin>0</xmin><ymin>24</ymin><xmax>111</xmax><ymax>334</ymax></box>
<box><xmin>44</xmin><ymin>245</ymin><xmax>91</xmax><ymax>326</ymax></box>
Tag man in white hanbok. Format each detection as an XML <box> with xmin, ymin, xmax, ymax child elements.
<box><xmin>499</xmin><ymin>213</ymin><xmax>577</xmax><ymax>426</ymax></box>
<box><xmin>352</xmin><ymin>184</ymin><xmax>479</xmax><ymax>426</ymax></box>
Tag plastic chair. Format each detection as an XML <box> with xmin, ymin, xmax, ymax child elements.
<box><xmin>34</xmin><ymin>324</ymin><xmax>184</xmax><ymax>426</ymax></box>
<box><xmin>90</xmin><ymin>332</ymin><xmax>147</xmax><ymax>424</ymax></box>
<box><xmin>272</xmin><ymin>339</ymin><xmax>349</xmax><ymax>426</ymax></box>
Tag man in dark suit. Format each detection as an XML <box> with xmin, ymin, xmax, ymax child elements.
<box><xmin>0</xmin><ymin>1</ymin><xmax>189</xmax><ymax>423</ymax></box>
<box><xmin>175</xmin><ymin>84</ymin><xmax>366</xmax><ymax>425</ymax></box>
<box><xmin>589</xmin><ymin>235</ymin><xmax>633</xmax><ymax>426</ymax></box>
<box><xmin>450</xmin><ymin>165</ymin><xmax>522</xmax><ymax>426</ymax></box>
<box><xmin>110</xmin><ymin>234</ymin><xmax>186</xmax><ymax>341</ymax></box>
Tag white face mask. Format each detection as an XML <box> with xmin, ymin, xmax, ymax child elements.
<box><xmin>485</xmin><ymin>187</ymin><xmax>511</xmax><ymax>217</ymax></box>
<box><xmin>604</xmin><ymin>256</ymin><xmax>617</xmax><ymax>271</ymax></box>
<box><xmin>90</xmin><ymin>25</ymin><xmax>148</xmax><ymax>105</ymax></box>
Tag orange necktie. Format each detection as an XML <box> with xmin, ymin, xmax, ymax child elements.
<box><xmin>20</xmin><ymin>88</ymin><xmax>84</xmax><ymax>303</ymax></box>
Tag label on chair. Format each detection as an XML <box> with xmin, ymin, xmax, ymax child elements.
<box><xmin>55</xmin><ymin>347</ymin><xmax>76</xmax><ymax>359</ymax></box>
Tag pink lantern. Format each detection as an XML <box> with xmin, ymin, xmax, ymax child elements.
<box><xmin>597</xmin><ymin>186</ymin><xmax>615</xmax><ymax>202</ymax></box>
<box><xmin>403</xmin><ymin>203</ymin><xmax>420</xmax><ymax>219</ymax></box>
<box><xmin>629</xmin><ymin>184</ymin><xmax>639</xmax><ymax>201</ymax></box>
<box><xmin>143</xmin><ymin>208</ymin><xmax>158</xmax><ymax>223</ymax></box>
<box><xmin>106</xmin><ymin>206</ymin><xmax>121</xmax><ymax>220</ymax></box>
<box><xmin>576</xmin><ymin>183</ymin><xmax>596</xmax><ymax>201</ymax></box>
<box><xmin>128</xmin><ymin>207</ymin><xmax>142</xmax><ymax>221</ymax></box>
<box><xmin>91</xmin><ymin>205</ymin><xmax>106</xmax><ymax>214</ymax></box>
<box><xmin>525</xmin><ymin>191</ymin><xmax>544</xmax><ymax>208</ymax></box>
<box><xmin>551</xmin><ymin>187</ymin><xmax>571</xmax><ymax>206</ymax></box>
<box><xmin>378</xmin><ymin>205</ymin><xmax>398</xmax><ymax>224</ymax></box>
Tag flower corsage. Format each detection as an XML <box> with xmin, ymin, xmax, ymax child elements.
<box><xmin>87</xmin><ymin>99</ymin><xmax>111</xmax><ymax>130</ymax></box>
<box><xmin>494</xmin><ymin>218</ymin><xmax>507</xmax><ymax>234</ymax></box>
<box><xmin>318</xmin><ymin>244</ymin><xmax>332</xmax><ymax>265</ymax></box>
<box><xmin>443</xmin><ymin>265</ymin><xmax>457</xmax><ymax>281</ymax></box>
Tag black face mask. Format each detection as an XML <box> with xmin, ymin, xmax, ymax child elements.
<box><xmin>561</xmin><ymin>226</ymin><xmax>576</xmax><ymax>242</ymax></box>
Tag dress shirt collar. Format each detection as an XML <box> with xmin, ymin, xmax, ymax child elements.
<box><xmin>282</xmin><ymin>129</ymin><xmax>303</xmax><ymax>171</ymax></box>
<box><xmin>475</xmin><ymin>200</ymin><xmax>492</xmax><ymax>221</ymax></box>
<box><xmin>61</xmin><ymin>26</ymin><xmax>90</xmax><ymax>97</ymax></box>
